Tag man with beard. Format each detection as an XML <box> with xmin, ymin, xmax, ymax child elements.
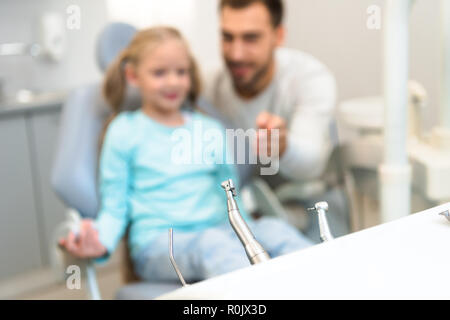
<box><xmin>200</xmin><ymin>0</ymin><xmax>347</xmax><ymax>241</ymax></box>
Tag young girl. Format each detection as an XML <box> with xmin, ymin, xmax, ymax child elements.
<box><xmin>59</xmin><ymin>27</ymin><xmax>312</xmax><ymax>282</ymax></box>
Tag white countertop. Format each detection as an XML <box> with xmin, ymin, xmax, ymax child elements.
<box><xmin>158</xmin><ymin>203</ymin><xmax>450</xmax><ymax>300</ymax></box>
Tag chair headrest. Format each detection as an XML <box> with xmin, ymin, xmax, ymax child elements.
<box><xmin>95</xmin><ymin>22</ymin><xmax>141</xmax><ymax>111</ymax></box>
<box><xmin>96</xmin><ymin>22</ymin><xmax>137</xmax><ymax>73</ymax></box>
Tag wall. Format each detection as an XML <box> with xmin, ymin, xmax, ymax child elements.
<box><xmin>105</xmin><ymin>0</ymin><xmax>223</xmax><ymax>79</ymax></box>
<box><xmin>1</xmin><ymin>0</ymin><xmax>442</xmax><ymax>130</ymax></box>
<box><xmin>284</xmin><ymin>0</ymin><xmax>441</xmax><ymax>129</ymax></box>
<box><xmin>0</xmin><ymin>0</ymin><xmax>108</xmax><ymax>95</ymax></box>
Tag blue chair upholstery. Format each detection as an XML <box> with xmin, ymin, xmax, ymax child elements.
<box><xmin>52</xmin><ymin>84</ymin><xmax>107</xmax><ymax>218</ymax></box>
<box><xmin>96</xmin><ymin>22</ymin><xmax>138</xmax><ymax>73</ymax></box>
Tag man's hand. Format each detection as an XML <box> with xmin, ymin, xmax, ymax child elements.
<box><xmin>256</xmin><ymin>111</ymin><xmax>287</xmax><ymax>158</ymax></box>
<box><xmin>59</xmin><ymin>219</ymin><xmax>107</xmax><ymax>259</ymax></box>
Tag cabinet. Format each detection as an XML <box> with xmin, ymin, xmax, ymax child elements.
<box><xmin>0</xmin><ymin>114</ymin><xmax>43</xmax><ymax>279</ymax></box>
<box><xmin>0</xmin><ymin>103</ymin><xmax>66</xmax><ymax>281</ymax></box>
<box><xmin>27</xmin><ymin>108</ymin><xmax>67</xmax><ymax>265</ymax></box>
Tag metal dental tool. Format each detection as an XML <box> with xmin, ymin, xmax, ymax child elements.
<box><xmin>221</xmin><ymin>179</ymin><xmax>270</xmax><ymax>265</ymax></box>
<box><xmin>440</xmin><ymin>210</ymin><xmax>450</xmax><ymax>222</ymax></box>
<box><xmin>308</xmin><ymin>202</ymin><xmax>334</xmax><ymax>242</ymax></box>
<box><xmin>169</xmin><ymin>228</ymin><xmax>188</xmax><ymax>287</ymax></box>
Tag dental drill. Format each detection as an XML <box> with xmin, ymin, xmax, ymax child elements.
<box><xmin>221</xmin><ymin>179</ymin><xmax>270</xmax><ymax>265</ymax></box>
<box><xmin>307</xmin><ymin>202</ymin><xmax>334</xmax><ymax>242</ymax></box>
<box><xmin>168</xmin><ymin>179</ymin><xmax>269</xmax><ymax>285</ymax></box>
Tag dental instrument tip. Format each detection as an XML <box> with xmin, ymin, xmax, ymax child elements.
<box><xmin>168</xmin><ymin>228</ymin><xmax>188</xmax><ymax>287</ymax></box>
<box><xmin>309</xmin><ymin>201</ymin><xmax>334</xmax><ymax>242</ymax></box>
<box><xmin>307</xmin><ymin>202</ymin><xmax>329</xmax><ymax>213</ymax></box>
<box><xmin>221</xmin><ymin>179</ymin><xmax>237</xmax><ymax>196</ymax></box>
<box><xmin>439</xmin><ymin>211</ymin><xmax>450</xmax><ymax>221</ymax></box>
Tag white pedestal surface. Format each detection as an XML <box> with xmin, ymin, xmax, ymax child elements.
<box><xmin>158</xmin><ymin>203</ymin><xmax>450</xmax><ymax>300</ymax></box>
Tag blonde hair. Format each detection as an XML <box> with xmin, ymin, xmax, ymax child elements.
<box><xmin>99</xmin><ymin>27</ymin><xmax>202</xmax><ymax>151</ymax></box>
<box><xmin>103</xmin><ymin>26</ymin><xmax>201</xmax><ymax>114</ymax></box>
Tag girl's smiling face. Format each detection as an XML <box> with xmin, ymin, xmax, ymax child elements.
<box><xmin>126</xmin><ymin>38</ymin><xmax>192</xmax><ymax>114</ymax></box>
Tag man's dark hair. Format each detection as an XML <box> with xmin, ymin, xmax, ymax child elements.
<box><xmin>219</xmin><ymin>0</ymin><xmax>284</xmax><ymax>28</ymax></box>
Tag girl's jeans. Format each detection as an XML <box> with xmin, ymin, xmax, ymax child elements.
<box><xmin>134</xmin><ymin>217</ymin><xmax>313</xmax><ymax>282</ymax></box>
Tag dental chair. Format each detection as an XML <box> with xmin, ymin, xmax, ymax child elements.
<box><xmin>51</xmin><ymin>22</ymin><xmax>182</xmax><ymax>300</ymax></box>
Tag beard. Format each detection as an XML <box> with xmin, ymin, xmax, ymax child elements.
<box><xmin>226</xmin><ymin>56</ymin><xmax>273</xmax><ymax>94</ymax></box>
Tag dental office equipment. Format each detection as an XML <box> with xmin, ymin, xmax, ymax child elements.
<box><xmin>159</xmin><ymin>202</ymin><xmax>450</xmax><ymax>300</ymax></box>
<box><xmin>380</xmin><ymin>0</ymin><xmax>413</xmax><ymax>223</ymax></box>
<box><xmin>307</xmin><ymin>202</ymin><xmax>334</xmax><ymax>242</ymax></box>
<box><xmin>440</xmin><ymin>210</ymin><xmax>450</xmax><ymax>222</ymax></box>
<box><xmin>169</xmin><ymin>228</ymin><xmax>188</xmax><ymax>287</ymax></box>
<box><xmin>221</xmin><ymin>179</ymin><xmax>270</xmax><ymax>265</ymax></box>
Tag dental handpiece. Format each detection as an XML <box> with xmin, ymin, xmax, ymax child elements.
<box><xmin>221</xmin><ymin>179</ymin><xmax>270</xmax><ymax>265</ymax></box>
<box><xmin>308</xmin><ymin>202</ymin><xmax>334</xmax><ymax>242</ymax></box>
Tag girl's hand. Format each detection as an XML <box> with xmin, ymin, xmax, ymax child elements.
<box><xmin>58</xmin><ymin>219</ymin><xmax>107</xmax><ymax>259</ymax></box>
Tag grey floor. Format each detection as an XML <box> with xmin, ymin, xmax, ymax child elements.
<box><xmin>1</xmin><ymin>244</ymin><xmax>126</xmax><ymax>300</ymax></box>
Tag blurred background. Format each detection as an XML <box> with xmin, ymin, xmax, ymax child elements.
<box><xmin>0</xmin><ymin>0</ymin><xmax>446</xmax><ymax>299</ymax></box>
